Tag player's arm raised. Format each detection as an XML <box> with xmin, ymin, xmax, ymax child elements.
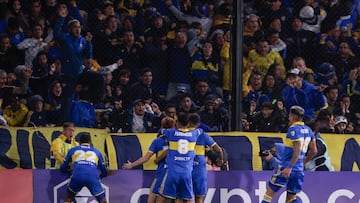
<box><xmin>122</xmin><ymin>151</ymin><xmax>154</xmax><ymax>169</ymax></box>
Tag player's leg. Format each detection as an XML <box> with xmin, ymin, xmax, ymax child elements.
<box><xmin>86</xmin><ymin>178</ymin><xmax>106</xmax><ymax>203</ymax></box>
<box><xmin>148</xmin><ymin>178</ymin><xmax>157</xmax><ymax>203</ymax></box>
<box><xmin>285</xmin><ymin>171</ymin><xmax>304</xmax><ymax>203</ymax></box>
<box><xmin>193</xmin><ymin>170</ymin><xmax>206</xmax><ymax>203</ymax></box>
<box><xmin>65</xmin><ymin>177</ymin><xmax>82</xmax><ymax>203</ymax></box>
<box><xmin>262</xmin><ymin>168</ymin><xmax>287</xmax><ymax>203</ymax></box>
<box><xmin>178</xmin><ymin>172</ymin><xmax>195</xmax><ymax>203</ymax></box>
<box><xmin>64</xmin><ymin>192</ymin><xmax>75</xmax><ymax>203</ymax></box>
<box><xmin>195</xmin><ymin>196</ymin><xmax>204</xmax><ymax>203</ymax></box>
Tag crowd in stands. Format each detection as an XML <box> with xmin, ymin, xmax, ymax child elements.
<box><xmin>242</xmin><ymin>0</ymin><xmax>360</xmax><ymax>134</ymax></box>
<box><xmin>0</xmin><ymin>0</ymin><xmax>360</xmax><ymax>135</ymax></box>
<box><xmin>0</xmin><ymin>0</ymin><xmax>232</xmax><ymax>133</ymax></box>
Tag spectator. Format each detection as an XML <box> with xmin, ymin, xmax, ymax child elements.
<box><xmin>26</xmin><ymin>0</ymin><xmax>43</xmax><ymax>28</ymax></box>
<box><xmin>0</xmin><ymin>34</ymin><xmax>24</xmax><ymax>73</ymax></box>
<box><xmin>243</xmin><ymin>14</ymin><xmax>261</xmax><ymax>56</ymax></box>
<box><xmin>285</xmin><ymin>16</ymin><xmax>317</xmax><ymax>69</ymax></box>
<box><xmin>50</xmin><ymin>122</ymin><xmax>79</xmax><ymax>169</ymax></box>
<box><xmin>343</xmin><ymin>66</ymin><xmax>360</xmax><ymax>123</ymax></box>
<box><xmin>199</xmin><ymin>96</ymin><xmax>224</xmax><ymax>132</ymax></box>
<box><xmin>118</xmin><ymin>30</ymin><xmax>145</xmax><ymax>84</ymax></box>
<box><xmin>30</xmin><ymin>51</ymin><xmax>59</xmax><ymax>98</ymax></box>
<box><xmin>93</xmin><ymin>15</ymin><xmax>122</xmax><ymax>66</ymax></box>
<box><xmin>299</xmin><ymin>5</ymin><xmax>326</xmax><ymax>34</ymax></box>
<box><xmin>2</xmin><ymin>95</ymin><xmax>28</xmax><ymax>126</ymax></box>
<box><xmin>292</xmin><ymin>56</ymin><xmax>315</xmax><ymax>84</ymax></box>
<box><xmin>163</xmin><ymin>103</ymin><xmax>177</xmax><ymax>119</ymax></box>
<box><xmin>16</xmin><ymin>24</ymin><xmax>48</xmax><ymax>67</ymax></box>
<box><xmin>24</xmin><ymin>94</ymin><xmax>48</xmax><ymax>127</ymax></box>
<box><xmin>109</xmin><ymin>98</ymin><xmax>129</xmax><ymax>133</ymax></box>
<box><xmin>54</xmin><ymin>8</ymin><xmax>93</xmax><ymax>123</ymax></box>
<box><xmin>178</xmin><ymin>93</ymin><xmax>199</xmax><ymax>114</ymax></box>
<box><xmin>210</xmin><ymin>29</ymin><xmax>225</xmax><ymax>64</ymax></box>
<box><xmin>44</xmin><ymin>80</ymin><xmax>63</xmax><ymax>126</ymax></box>
<box><xmin>258</xmin><ymin>0</ymin><xmax>291</xmax><ymax>35</ymax></box>
<box><xmin>143</xmin><ymin>29</ymin><xmax>169</xmax><ymax>97</ymax></box>
<box><xmin>248</xmin><ymin>101</ymin><xmax>287</xmax><ymax>132</ymax></box>
<box><xmin>165</xmin><ymin>0</ymin><xmax>213</xmax><ymax>35</ymax></box>
<box><xmin>282</xmin><ymin>68</ymin><xmax>327</xmax><ymax>124</ymax></box>
<box><xmin>329</xmin><ymin>41</ymin><xmax>357</xmax><ymax>82</ymax></box>
<box><xmin>261</xmin><ymin>73</ymin><xmax>284</xmax><ymax>102</ymax></box>
<box><xmin>334</xmin><ymin>115</ymin><xmax>353</xmax><ymax>134</ymax></box>
<box><xmin>324</xmin><ymin>85</ymin><xmax>339</xmax><ymax>115</ymax></box>
<box><xmin>191</xmin><ymin>40</ymin><xmax>222</xmax><ymax>94</ymax></box>
<box><xmin>247</xmin><ymin>38</ymin><xmax>285</xmax><ymax>80</ymax></box>
<box><xmin>266</xmin><ymin>29</ymin><xmax>286</xmax><ymax>59</ymax></box>
<box><xmin>7</xmin><ymin>0</ymin><xmax>29</xmax><ymax>35</ymax></box>
<box><xmin>124</xmin><ymin>99</ymin><xmax>162</xmax><ymax>133</ymax></box>
<box><xmin>166</xmin><ymin>31</ymin><xmax>192</xmax><ymax>100</ymax></box>
<box><xmin>0</xmin><ymin>68</ymin><xmax>31</xmax><ymax>108</ymax></box>
<box><xmin>220</xmin><ymin>29</ymin><xmax>231</xmax><ymax>103</ymax></box>
<box><xmin>122</xmin><ymin>68</ymin><xmax>164</xmax><ymax>110</ymax></box>
<box><xmin>314</xmin><ymin>62</ymin><xmax>337</xmax><ymax>86</ymax></box>
<box><xmin>192</xmin><ymin>79</ymin><xmax>214</xmax><ymax>107</ymax></box>
<box><xmin>70</xmin><ymin>87</ymin><xmax>96</xmax><ymax>128</ymax></box>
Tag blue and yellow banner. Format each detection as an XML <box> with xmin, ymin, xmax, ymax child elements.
<box><xmin>0</xmin><ymin>127</ymin><xmax>359</xmax><ymax>171</ymax></box>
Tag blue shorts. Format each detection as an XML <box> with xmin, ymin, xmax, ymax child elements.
<box><xmin>67</xmin><ymin>175</ymin><xmax>105</xmax><ymax>202</ymax></box>
<box><xmin>268</xmin><ymin>167</ymin><xmax>304</xmax><ymax>194</ymax></box>
<box><xmin>159</xmin><ymin>170</ymin><xmax>194</xmax><ymax>200</ymax></box>
<box><xmin>150</xmin><ymin>172</ymin><xmax>166</xmax><ymax>195</ymax></box>
<box><xmin>192</xmin><ymin>166</ymin><xmax>207</xmax><ymax>196</ymax></box>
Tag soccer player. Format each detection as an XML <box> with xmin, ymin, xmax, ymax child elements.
<box><xmin>262</xmin><ymin>106</ymin><xmax>317</xmax><ymax>203</ymax></box>
<box><xmin>60</xmin><ymin>133</ymin><xmax>109</xmax><ymax>203</ymax></box>
<box><xmin>188</xmin><ymin>113</ymin><xmax>223</xmax><ymax>203</ymax></box>
<box><xmin>50</xmin><ymin>122</ymin><xmax>79</xmax><ymax>169</ymax></box>
<box><xmin>157</xmin><ymin>112</ymin><xmax>200</xmax><ymax>203</ymax></box>
<box><xmin>122</xmin><ymin>117</ymin><xmax>175</xmax><ymax>203</ymax></box>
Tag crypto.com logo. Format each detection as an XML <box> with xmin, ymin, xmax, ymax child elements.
<box><xmin>53</xmin><ymin>179</ymin><xmax>109</xmax><ymax>203</ymax></box>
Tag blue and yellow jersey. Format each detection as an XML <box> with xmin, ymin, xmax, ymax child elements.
<box><xmin>60</xmin><ymin>144</ymin><xmax>108</xmax><ymax>178</ymax></box>
<box><xmin>149</xmin><ymin>136</ymin><xmax>168</xmax><ymax>176</ymax></box>
<box><xmin>192</xmin><ymin>128</ymin><xmax>216</xmax><ymax>170</ymax></box>
<box><xmin>281</xmin><ymin>122</ymin><xmax>315</xmax><ymax>171</ymax></box>
<box><xmin>164</xmin><ymin>128</ymin><xmax>200</xmax><ymax>173</ymax></box>
<box><xmin>191</xmin><ymin>52</ymin><xmax>219</xmax><ymax>82</ymax></box>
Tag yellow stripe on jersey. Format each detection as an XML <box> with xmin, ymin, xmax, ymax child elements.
<box><xmin>284</xmin><ymin>138</ymin><xmax>294</xmax><ymax>148</ymax></box>
<box><xmin>195</xmin><ymin>145</ymin><xmax>205</xmax><ymax>155</ymax></box>
<box><xmin>169</xmin><ymin>141</ymin><xmax>196</xmax><ymax>151</ymax></box>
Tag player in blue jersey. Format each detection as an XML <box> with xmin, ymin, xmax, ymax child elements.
<box><xmin>60</xmin><ymin>133</ymin><xmax>109</xmax><ymax>203</ymax></box>
<box><xmin>157</xmin><ymin>112</ymin><xmax>200</xmax><ymax>203</ymax></box>
<box><xmin>122</xmin><ymin>117</ymin><xmax>175</xmax><ymax>203</ymax></box>
<box><xmin>188</xmin><ymin>113</ymin><xmax>223</xmax><ymax>203</ymax></box>
<box><xmin>262</xmin><ymin>106</ymin><xmax>317</xmax><ymax>203</ymax></box>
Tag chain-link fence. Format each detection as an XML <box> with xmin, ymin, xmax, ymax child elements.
<box><xmin>242</xmin><ymin>0</ymin><xmax>360</xmax><ymax>134</ymax></box>
<box><xmin>1</xmin><ymin>0</ymin><xmax>358</xmax><ymax>133</ymax></box>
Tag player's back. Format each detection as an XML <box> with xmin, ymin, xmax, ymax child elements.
<box><xmin>65</xmin><ymin>144</ymin><xmax>106</xmax><ymax>178</ymax></box>
<box><xmin>283</xmin><ymin>122</ymin><xmax>314</xmax><ymax>171</ymax></box>
<box><xmin>164</xmin><ymin>128</ymin><xmax>199</xmax><ymax>173</ymax></box>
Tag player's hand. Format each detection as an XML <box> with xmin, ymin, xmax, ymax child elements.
<box><xmin>122</xmin><ymin>160</ymin><xmax>132</xmax><ymax>170</ymax></box>
<box><xmin>282</xmin><ymin>167</ymin><xmax>292</xmax><ymax>178</ymax></box>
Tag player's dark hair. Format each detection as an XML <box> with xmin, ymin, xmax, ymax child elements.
<box><xmin>79</xmin><ymin>133</ymin><xmax>91</xmax><ymax>144</ymax></box>
<box><xmin>177</xmin><ymin>112</ymin><xmax>189</xmax><ymax>127</ymax></box>
<box><xmin>188</xmin><ymin>113</ymin><xmax>200</xmax><ymax>127</ymax></box>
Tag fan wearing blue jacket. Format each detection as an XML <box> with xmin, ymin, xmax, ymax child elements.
<box><xmin>282</xmin><ymin>68</ymin><xmax>327</xmax><ymax>123</ymax></box>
